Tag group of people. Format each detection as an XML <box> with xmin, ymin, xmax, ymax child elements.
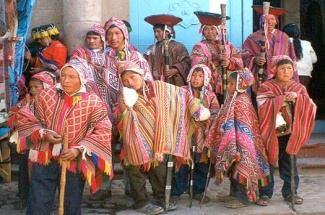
<box><xmin>6</xmin><ymin>2</ymin><xmax>318</xmax><ymax>215</ymax></box>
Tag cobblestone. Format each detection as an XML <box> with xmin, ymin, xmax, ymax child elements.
<box><xmin>0</xmin><ymin>169</ymin><xmax>324</xmax><ymax>215</ymax></box>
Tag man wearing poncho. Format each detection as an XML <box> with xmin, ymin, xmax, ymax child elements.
<box><xmin>256</xmin><ymin>55</ymin><xmax>316</xmax><ymax>206</ymax></box>
<box><xmin>117</xmin><ymin>63</ymin><xmax>211</xmax><ymax>214</ymax></box>
<box><xmin>205</xmin><ymin>68</ymin><xmax>270</xmax><ymax>208</ymax></box>
<box><xmin>144</xmin><ymin>14</ymin><xmax>190</xmax><ymax>86</ymax></box>
<box><xmin>191</xmin><ymin>11</ymin><xmax>243</xmax><ymax>96</ymax></box>
<box><xmin>14</xmin><ymin>60</ymin><xmax>113</xmax><ymax>214</ymax></box>
<box><xmin>242</xmin><ymin>4</ymin><xmax>298</xmax><ymax>91</ymax></box>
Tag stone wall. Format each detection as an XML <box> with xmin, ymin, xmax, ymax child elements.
<box><xmin>30</xmin><ymin>0</ymin><xmax>129</xmax><ymax>54</ymax></box>
<box><xmin>282</xmin><ymin>0</ymin><xmax>300</xmax><ymax>26</ymax></box>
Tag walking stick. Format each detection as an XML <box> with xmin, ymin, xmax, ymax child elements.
<box><xmin>290</xmin><ymin>154</ymin><xmax>296</xmax><ymax>212</ymax></box>
<box><xmin>289</xmin><ymin>100</ymin><xmax>296</xmax><ymax>212</ymax></box>
<box><xmin>188</xmin><ymin>145</ymin><xmax>196</xmax><ymax>208</ymax></box>
<box><xmin>200</xmin><ymin>150</ymin><xmax>211</xmax><ymax>205</ymax></box>
<box><xmin>58</xmin><ymin>136</ymin><xmax>68</xmax><ymax>215</ymax></box>
<box><xmin>220</xmin><ymin>3</ymin><xmax>228</xmax><ymax>102</ymax></box>
<box><xmin>165</xmin><ymin>154</ymin><xmax>173</xmax><ymax>212</ymax></box>
<box><xmin>258</xmin><ymin>2</ymin><xmax>270</xmax><ymax>87</ymax></box>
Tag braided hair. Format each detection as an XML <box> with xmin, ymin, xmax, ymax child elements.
<box><xmin>283</xmin><ymin>23</ymin><xmax>303</xmax><ymax>60</ymax></box>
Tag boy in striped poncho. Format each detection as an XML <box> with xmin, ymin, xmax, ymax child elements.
<box><xmin>256</xmin><ymin>55</ymin><xmax>316</xmax><ymax>206</ymax></box>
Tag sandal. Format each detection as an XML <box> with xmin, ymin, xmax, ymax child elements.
<box><xmin>284</xmin><ymin>195</ymin><xmax>304</xmax><ymax>205</ymax></box>
<box><xmin>256</xmin><ymin>196</ymin><xmax>270</xmax><ymax>206</ymax></box>
<box><xmin>224</xmin><ymin>199</ymin><xmax>247</xmax><ymax>209</ymax></box>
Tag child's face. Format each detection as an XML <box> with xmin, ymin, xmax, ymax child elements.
<box><xmin>227</xmin><ymin>78</ymin><xmax>236</xmax><ymax>95</ymax></box>
<box><xmin>275</xmin><ymin>63</ymin><xmax>293</xmax><ymax>83</ymax></box>
<box><xmin>29</xmin><ymin>79</ymin><xmax>44</xmax><ymax>97</ymax></box>
<box><xmin>190</xmin><ymin>70</ymin><xmax>204</xmax><ymax>89</ymax></box>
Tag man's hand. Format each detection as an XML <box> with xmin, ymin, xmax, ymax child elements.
<box><xmin>285</xmin><ymin>92</ymin><xmax>298</xmax><ymax>102</ymax></box>
<box><xmin>255</xmin><ymin>56</ymin><xmax>266</xmax><ymax>66</ymax></box>
<box><xmin>165</xmin><ymin>68</ymin><xmax>178</xmax><ymax>78</ymax></box>
<box><xmin>219</xmin><ymin>54</ymin><xmax>230</xmax><ymax>67</ymax></box>
<box><xmin>44</xmin><ymin>131</ymin><xmax>62</xmax><ymax>144</ymax></box>
<box><xmin>60</xmin><ymin>148</ymin><xmax>80</xmax><ymax>161</ymax></box>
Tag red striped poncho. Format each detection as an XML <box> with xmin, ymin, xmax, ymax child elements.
<box><xmin>117</xmin><ymin>81</ymin><xmax>206</xmax><ymax>169</ymax></box>
<box><xmin>242</xmin><ymin>29</ymin><xmax>299</xmax><ymax>91</ymax></box>
<box><xmin>15</xmin><ymin>87</ymin><xmax>113</xmax><ymax>193</ymax></box>
<box><xmin>257</xmin><ymin>80</ymin><xmax>316</xmax><ymax>166</ymax></box>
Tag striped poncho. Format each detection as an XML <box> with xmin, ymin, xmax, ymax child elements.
<box><xmin>257</xmin><ymin>79</ymin><xmax>317</xmax><ymax>166</ymax></box>
<box><xmin>15</xmin><ymin>87</ymin><xmax>113</xmax><ymax>193</ymax></box>
<box><xmin>118</xmin><ymin>81</ymin><xmax>206</xmax><ymax>169</ymax></box>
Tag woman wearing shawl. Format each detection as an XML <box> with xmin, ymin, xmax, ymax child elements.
<box><xmin>7</xmin><ymin>71</ymin><xmax>55</xmax><ymax>210</ymax></box>
<box><xmin>256</xmin><ymin>55</ymin><xmax>316</xmax><ymax>206</ymax></box>
<box><xmin>117</xmin><ymin>63</ymin><xmax>211</xmax><ymax>214</ymax></box>
<box><xmin>171</xmin><ymin>64</ymin><xmax>220</xmax><ymax>202</ymax></box>
<box><xmin>191</xmin><ymin>11</ymin><xmax>243</xmax><ymax>96</ymax></box>
<box><xmin>14</xmin><ymin>61</ymin><xmax>113</xmax><ymax>215</ymax></box>
<box><xmin>206</xmin><ymin>68</ymin><xmax>270</xmax><ymax>208</ymax></box>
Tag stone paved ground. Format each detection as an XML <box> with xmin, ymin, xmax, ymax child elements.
<box><xmin>1</xmin><ymin>169</ymin><xmax>325</xmax><ymax>215</ymax></box>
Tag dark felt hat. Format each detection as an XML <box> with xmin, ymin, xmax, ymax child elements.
<box><xmin>252</xmin><ymin>5</ymin><xmax>288</xmax><ymax>16</ymax></box>
<box><xmin>194</xmin><ymin>11</ymin><xmax>230</xmax><ymax>26</ymax></box>
<box><xmin>144</xmin><ymin>14</ymin><xmax>182</xmax><ymax>27</ymax></box>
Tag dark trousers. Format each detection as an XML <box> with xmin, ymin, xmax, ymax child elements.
<box><xmin>259</xmin><ymin>135</ymin><xmax>299</xmax><ymax>199</ymax></box>
<box><xmin>230</xmin><ymin>179</ymin><xmax>250</xmax><ymax>205</ymax></box>
<box><xmin>171</xmin><ymin>153</ymin><xmax>209</xmax><ymax>197</ymax></box>
<box><xmin>125</xmin><ymin>163</ymin><xmax>166</xmax><ymax>208</ymax></box>
<box><xmin>26</xmin><ymin>162</ymin><xmax>85</xmax><ymax>215</ymax></box>
<box><xmin>17</xmin><ymin>152</ymin><xmax>29</xmax><ymax>202</ymax></box>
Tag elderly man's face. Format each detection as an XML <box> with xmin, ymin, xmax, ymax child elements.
<box><xmin>86</xmin><ymin>34</ymin><xmax>103</xmax><ymax>49</ymax></box>
<box><xmin>106</xmin><ymin>27</ymin><xmax>125</xmax><ymax>50</ymax></box>
<box><xmin>121</xmin><ymin>70</ymin><xmax>144</xmax><ymax>91</ymax></box>
<box><xmin>60</xmin><ymin>67</ymin><xmax>81</xmax><ymax>95</ymax></box>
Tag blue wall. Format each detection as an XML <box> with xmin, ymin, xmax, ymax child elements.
<box><xmin>130</xmin><ymin>0</ymin><xmax>253</xmax><ymax>53</ymax></box>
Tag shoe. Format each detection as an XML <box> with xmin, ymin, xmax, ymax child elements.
<box><xmin>152</xmin><ymin>198</ymin><xmax>178</xmax><ymax>211</ymax></box>
<box><xmin>284</xmin><ymin>195</ymin><xmax>303</xmax><ymax>205</ymax></box>
<box><xmin>225</xmin><ymin>199</ymin><xmax>248</xmax><ymax>209</ymax></box>
<box><xmin>255</xmin><ymin>196</ymin><xmax>270</xmax><ymax>206</ymax></box>
<box><xmin>88</xmin><ymin>189</ymin><xmax>112</xmax><ymax>201</ymax></box>
<box><xmin>136</xmin><ymin>203</ymin><xmax>164</xmax><ymax>215</ymax></box>
<box><xmin>217</xmin><ymin>195</ymin><xmax>235</xmax><ymax>203</ymax></box>
<box><xmin>193</xmin><ymin>193</ymin><xmax>210</xmax><ymax>203</ymax></box>
<box><xmin>13</xmin><ymin>199</ymin><xmax>27</xmax><ymax>210</ymax></box>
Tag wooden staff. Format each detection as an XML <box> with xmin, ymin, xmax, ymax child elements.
<box><xmin>257</xmin><ymin>2</ymin><xmax>270</xmax><ymax>86</ymax></box>
<box><xmin>188</xmin><ymin>144</ymin><xmax>196</xmax><ymax>208</ymax></box>
<box><xmin>164</xmin><ymin>154</ymin><xmax>173</xmax><ymax>212</ymax></box>
<box><xmin>163</xmin><ymin>38</ymin><xmax>169</xmax><ymax>82</ymax></box>
<box><xmin>220</xmin><ymin>4</ymin><xmax>228</xmax><ymax>102</ymax></box>
<box><xmin>58</xmin><ymin>135</ymin><xmax>68</xmax><ymax>215</ymax></box>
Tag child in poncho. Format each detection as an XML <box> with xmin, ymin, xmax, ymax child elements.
<box><xmin>256</xmin><ymin>55</ymin><xmax>316</xmax><ymax>206</ymax></box>
<box><xmin>206</xmin><ymin>68</ymin><xmax>270</xmax><ymax>208</ymax></box>
<box><xmin>171</xmin><ymin>64</ymin><xmax>220</xmax><ymax>202</ymax></box>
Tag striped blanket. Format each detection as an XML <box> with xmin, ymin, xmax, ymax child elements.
<box><xmin>118</xmin><ymin>81</ymin><xmax>204</xmax><ymax>169</ymax></box>
<box><xmin>257</xmin><ymin>79</ymin><xmax>317</xmax><ymax>166</ymax></box>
